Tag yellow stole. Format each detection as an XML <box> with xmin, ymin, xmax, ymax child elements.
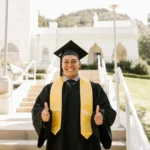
<box><xmin>50</xmin><ymin>76</ymin><xmax>93</xmax><ymax>139</ymax></box>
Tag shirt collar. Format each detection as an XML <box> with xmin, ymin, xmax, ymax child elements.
<box><xmin>63</xmin><ymin>75</ymin><xmax>79</xmax><ymax>82</ymax></box>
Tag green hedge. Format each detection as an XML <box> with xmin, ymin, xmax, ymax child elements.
<box><xmin>123</xmin><ymin>73</ymin><xmax>150</xmax><ymax>79</ymax></box>
<box><xmin>28</xmin><ymin>68</ymin><xmax>47</xmax><ymax>73</ymax></box>
<box><xmin>106</xmin><ymin>60</ymin><xmax>150</xmax><ymax>75</ymax></box>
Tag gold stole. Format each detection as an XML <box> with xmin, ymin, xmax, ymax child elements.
<box><xmin>50</xmin><ymin>76</ymin><xmax>93</xmax><ymax>139</ymax></box>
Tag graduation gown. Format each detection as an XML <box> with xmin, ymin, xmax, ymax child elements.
<box><xmin>31</xmin><ymin>79</ymin><xmax>116</xmax><ymax>150</ymax></box>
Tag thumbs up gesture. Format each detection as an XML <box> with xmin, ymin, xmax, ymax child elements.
<box><xmin>41</xmin><ymin>102</ymin><xmax>50</xmax><ymax>122</ymax></box>
<box><xmin>94</xmin><ymin>105</ymin><xmax>103</xmax><ymax>125</ymax></box>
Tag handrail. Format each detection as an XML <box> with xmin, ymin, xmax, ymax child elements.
<box><xmin>97</xmin><ymin>55</ymin><xmax>105</xmax><ymax>85</ymax></box>
<box><xmin>117</xmin><ymin>67</ymin><xmax>150</xmax><ymax>150</ymax></box>
<box><xmin>14</xmin><ymin>60</ymin><xmax>36</xmax><ymax>83</ymax></box>
<box><xmin>100</xmin><ymin>58</ymin><xmax>117</xmax><ymax>111</ymax></box>
<box><xmin>44</xmin><ymin>56</ymin><xmax>58</xmax><ymax>84</ymax></box>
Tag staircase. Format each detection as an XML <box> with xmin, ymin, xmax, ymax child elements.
<box><xmin>16</xmin><ymin>85</ymin><xmax>43</xmax><ymax>113</ymax></box>
<box><xmin>16</xmin><ymin>70</ymin><xmax>100</xmax><ymax>113</ymax></box>
<box><xmin>0</xmin><ymin>70</ymin><xmax>126</xmax><ymax>150</ymax></box>
<box><xmin>0</xmin><ymin>117</ymin><xmax>126</xmax><ymax>150</ymax></box>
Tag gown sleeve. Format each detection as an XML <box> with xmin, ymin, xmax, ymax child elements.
<box><xmin>31</xmin><ymin>83</ymin><xmax>52</xmax><ymax>147</ymax></box>
<box><xmin>91</xmin><ymin>82</ymin><xmax>117</xmax><ymax>149</ymax></box>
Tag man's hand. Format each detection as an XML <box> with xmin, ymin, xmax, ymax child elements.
<box><xmin>94</xmin><ymin>105</ymin><xmax>103</xmax><ymax>125</ymax></box>
<box><xmin>41</xmin><ymin>102</ymin><xmax>50</xmax><ymax>122</ymax></box>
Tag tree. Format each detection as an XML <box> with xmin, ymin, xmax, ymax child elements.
<box><xmin>138</xmin><ymin>35</ymin><xmax>150</xmax><ymax>60</ymax></box>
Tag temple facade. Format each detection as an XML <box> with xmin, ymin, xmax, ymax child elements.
<box><xmin>0</xmin><ymin>0</ymin><xmax>139</xmax><ymax>67</ymax></box>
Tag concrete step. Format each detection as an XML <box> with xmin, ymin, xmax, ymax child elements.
<box><xmin>20</xmin><ymin>101</ymin><xmax>34</xmax><ymax>107</ymax></box>
<box><xmin>0</xmin><ymin>140</ymin><xmax>45</xmax><ymax>150</ymax></box>
<box><xmin>23</xmin><ymin>97</ymin><xmax>36</xmax><ymax>101</ymax></box>
<box><xmin>0</xmin><ymin>118</ymin><xmax>126</xmax><ymax>150</ymax></box>
<box><xmin>28</xmin><ymin>88</ymin><xmax>42</xmax><ymax>92</ymax></box>
<box><xmin>102</xmin><ymin>141</ymin><xmax>126</xmax><ymax>150</ymax></box>
<box><xmin>0</xmin><ymin>140</ymin><xmax>126</xmax><ymax>150</ymax></box>
<box><xmin>27</xmin><ymin>93</ymin><xmax>39</xmax><ymax>97</ymax></box>
<box><xmin>31</xmin><ymin>85</ymin><xmax>44</xmax><ymax>88</ymax></box>
<box><xmin>0</xmin><ymin>121</ymin><xmax>126</xmax><ymax>141</ymax></box>
<box><xmin>16</xmin><ymin>107</ymin><xmax>32</xmax><ymax>112</ymax></box>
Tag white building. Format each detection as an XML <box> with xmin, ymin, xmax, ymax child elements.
<box><xmin>0</xmin><ymin>0</ymin><xmax>139</xmax><ymax>68</ymax></box>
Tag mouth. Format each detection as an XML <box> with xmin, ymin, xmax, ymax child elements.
<box><xmin>67</xmin><ymin>69</ymin><xmax>74</xmax><ymax>72</ymax></box>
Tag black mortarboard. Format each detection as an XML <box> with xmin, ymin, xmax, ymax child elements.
<box><xmin>54</xmin><ymin>40</ymin><xmax>88</xmax><ymax>76</ymax></box>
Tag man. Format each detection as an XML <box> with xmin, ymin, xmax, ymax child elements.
<box><xmin>32</xmin><ymin>40</ymin><xmax>116</xmax><ymax>150</ymax></box>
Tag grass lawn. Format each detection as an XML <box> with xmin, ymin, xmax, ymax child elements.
<box><xmin>118</xmin><ymin>77</ymin><xmax>150</xmax><ymax>142</ymax></box>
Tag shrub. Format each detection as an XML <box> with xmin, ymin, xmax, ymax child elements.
<box><xmin>118</xmin><ymin>60</ymin><xmax>132</xmax><ymax>73</ymax></box>
<box><xmin>130</xmin><ymin>59</ymin><xmax>149</xmax><ymax>75</ymax></box>
<box><xmin>28</xmin><ymin>68</ymin><xmax>47</xmax><ymax>73</ymax></box>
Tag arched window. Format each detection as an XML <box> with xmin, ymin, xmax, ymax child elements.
<box><xmin>1</xmin><ymin>43</ymin><xmax>19</xmax><ymax>63</ymax></box>
<box><xmin>42</xmin><ymin>48</ymin><xmax>49</xmax><ymax>62</ymax></box>
<box><xmin>88</xmin><ymin>43</ymin><xmax>103</xmax><ymax>64</ymax></box>
<box><xmin>112</xmin><ymin>43</ymin><xmax>127</xmax><ymax>62</ymax></box>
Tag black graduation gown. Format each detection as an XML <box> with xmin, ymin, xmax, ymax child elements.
<box><xmin>31</xmin><ymin>80</ymin><xmax>116</xmax><ymax>150</ymax></box>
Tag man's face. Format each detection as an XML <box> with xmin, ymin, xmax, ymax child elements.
<box><xmin>62</xmin><ymin>55</ymin><xmax>81</xmax><ymax>79</ymax></box>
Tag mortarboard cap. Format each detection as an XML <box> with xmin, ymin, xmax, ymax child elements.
<box><xmin>54</xmin><ymin>40</ymin><xmax>88</xmax><ymax>76</ymax></box>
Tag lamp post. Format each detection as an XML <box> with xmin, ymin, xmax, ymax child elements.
<box><xmin>109</xmin><ymin>4</ymin><xmax>120</xmax><ymax>127</ymax></box>
<box><xmin>36</xmin><ymin>34</ymin><xmax>40</xmax><ymax>64</ymax></box>
<box><xmin>3</xmin><ymin>0</ymin><xmax>9</xmax><ymax>76</ymax></box>
<box><xmin>0</xmin><ymin>0</ymin><xmax>11</xmax><ymax>101</ymax></box>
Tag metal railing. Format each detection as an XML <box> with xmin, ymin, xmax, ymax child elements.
<box><xmin>9</xmin><ymin>60</ymin><xmax>36</xmax><ymax>114</ymax></box>
<box><xmin>97</xmin><ymin>55</ymin><xmax>105</xmax><ymax>85</ymax></box>
<box><xmin>44</xmin><ymin>56</ymin><xmax>58</xmax><ymax>84</ymax></box>
<box><xmin>14</xmin><ymin>60</ymin><xmax>36</xmax><ymax>83</ymax></box>
<box><xmin>117</xmin><ymin>67</ymin><xmax>150</xmax><ymax>150</ymax></box>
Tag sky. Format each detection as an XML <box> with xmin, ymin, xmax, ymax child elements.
<box><xmin>31</xmin><ymin>0</ymin><xmax>150</xmax><ymax>25</ymax></box>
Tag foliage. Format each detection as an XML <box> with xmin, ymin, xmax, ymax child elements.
<box><xmin>38</xmin><ymin>8</ymin><xmax>130</xmax><ymax>28</ymax></box>
<box><xmin>123</xmin><ymin>73</ymin><xmax>150</xmax><ymax>79</ymax></box>
<box><xmin>29</xmin><ymin>68</ymin><xmax>47</xmax><ymax>73</ymax></box>
<box><xmin>26</xmin><ymin>75</ymin><xmax>45</xmax><ymax>80</ymax></box>
<box><xmin>106</xmin><ymin>60</ymin><xmax>150</xmax><ymax>75</ymax></box>
<box><xmin>0</xmin><ymin>59</ymin><xmax>11</xmax><ymax>66</ymax></box>
<box><xmin>138</xmin><ymin>35</ymin><xmax>150</xmax><ymax>61</ymax></box>
<box><xmin>38</xmin><ymin>15</ymin><xmax>50</xmax><ymax>27</ymax></box>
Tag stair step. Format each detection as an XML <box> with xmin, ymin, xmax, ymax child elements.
<box><xmin>20</xmin><ymin>102</ymin><xmax>34</xmax><ymax>107</ymax></box>
<box><xmin>112</xmin><ymin>128</ymin><xmax>126</xmax><ymax>141</ymax></box>
<box><xmin>0</xmin><ymin>122</ymin><xmax>125</xmax><ymax>141</ymax></box>
<box><xmin>0</xmin><ymin>140</ymin><xmax>45</xmax><ymax>150</ymax></box>
<box><xmin>16</xmin><ymin>107</ymin><xmax>32</xmax><ymax>112</ymax></box>
<box><xmin>27</xmin><ymin>93</ymin><xmax>39</xmax><ymax>97</ymax></box>
<box><xmin>28</xmin><ymin>89</ymin><xmax>42</xmax><ymax>92</ymax></box>
<box><xmin>0</xmin><ymin>140</ymin><xmax>125</xmax><ymax>150</ymax></box>
<box><xmin>0</xmin><ymin>130</ymin><xmax>37</xmax><ymax>140</ymax></box>
<box><xmin>31</xmin><ymin>85</ymin><xmax>44</xmax><ymax>88</ymax></box>
<box><xmin>102</xmin><ymin>141</ymin><xmax>126</xmax><ymax>150</ymax></box>
<box><xmin>23</xmin><ymin>97</ymin><xmax>36</xmax><ymax>101</ymax></box>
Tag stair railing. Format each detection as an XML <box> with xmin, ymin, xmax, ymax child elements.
<box><xmin>7</xmin><ymin>60</ymin><xmax>36</xmax><ymax>115</ymax></box>
<box><xmin>13</xmin><ymin>60</ymin><xmax>36</xmax><ymax>84</ymax></box>
<box><xmin>117</xmin><ymin>67</ymin><xmax>150</xmax><ymax>150</ymax></box>
<box><xmin>97</xmin><ymin>55</ymin><xmax>105</xmax><ymax>86</ymax></box>
<box><xmin>101</xmin><ymin>58</ymin><xmax>117</xmax><ymax>111</ymax></box>
<box><xmin>44</xmin><ymin>55</ymin><xmax>58</xmax><ymax>84</ymax></box>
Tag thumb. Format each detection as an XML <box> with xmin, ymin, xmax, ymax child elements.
<box><xmin>44</xmin><ymin>102</ymin><xmax>49</xmax><ymax>111</ymax></box>
<box><xmin>96</xmin><ymin>105</ymin><xmax>100</xmax><ymax>114</ymax></box>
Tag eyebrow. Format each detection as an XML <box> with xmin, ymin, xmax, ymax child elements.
<box><xmin>62</xmin><ymin>58</ymin><xmax>78</xmax><ymax>61</ymax></box>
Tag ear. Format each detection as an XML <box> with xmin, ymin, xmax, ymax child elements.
<box><xmin>79</xmin><ymin>61</ymin><xmax>81</xmax><ymax>68</ymax></box>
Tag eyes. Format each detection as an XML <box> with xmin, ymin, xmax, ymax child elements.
<box><xmin>62</xmin><ymin>60</ymin><xmax>78</xmax><ymax>65</ymax></box>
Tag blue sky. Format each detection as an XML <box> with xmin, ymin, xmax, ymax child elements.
<box><xmin>31</xmin><ymin>0</ymin><xmax>150</xmax><ymax>25</ymax></box>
